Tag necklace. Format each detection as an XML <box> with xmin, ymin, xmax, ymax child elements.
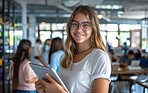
<box><xmin>77</xmin><ymin>46</ymin><xmax>92</xmax><ymax>54</ymax></box>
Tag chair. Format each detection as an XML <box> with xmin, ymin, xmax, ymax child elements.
<box><xmin>108</xmin><ymin>82</ymin><xmax>114</xmax><ymax>93</ymax></box>
<box><xmin>135</xmin><ymin>81</ymin><xmax>148</xmax><ymax>93</ymax></box>
<box><xmin>129</xmin><ymin>74</ymin><xmax>148</xmax><ymax>93</ymax></box>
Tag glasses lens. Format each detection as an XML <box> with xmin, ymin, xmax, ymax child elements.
<box><xmin>81</xmin><ymin>23</ymin><xmax>91</xmax><ymax>31</ymax></box>
<box><xmin>71</xmin><ymin>22</ymin><xmax>79</xmax><ymax>30</ymax></box>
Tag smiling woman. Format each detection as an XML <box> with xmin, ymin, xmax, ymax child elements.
<box><xmin>35</xmin><ymin>5</ymin><xmax>111</xmax><ymax>93</ymax></box>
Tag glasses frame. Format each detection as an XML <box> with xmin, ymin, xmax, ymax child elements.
<box><xmin>69</xmin><ymin>20</ymin><xmax>92</xmax><ymax>31</ymax></box>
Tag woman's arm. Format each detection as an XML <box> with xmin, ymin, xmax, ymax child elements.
<box><xmin>38</xmin><ymin>55</ymin><xmax>48</xmax><ymax>67</ymax></box>
<box><xmin>92</xmin><ymin>78</ymin><xmax>109</xmax><ymax>93</ymax></box>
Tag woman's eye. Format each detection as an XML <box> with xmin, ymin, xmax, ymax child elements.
<box><xmin>83</xmin><ymin>23</ymin><xmax>89</xmax><ymax>27</ymax></box>
<box><xmin>72</xmin><ymin>23</ymin><xmax>78</xmax><ymax>26</ymax></box>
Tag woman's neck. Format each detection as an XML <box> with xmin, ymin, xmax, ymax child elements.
<box><xmin>76</xmin><ymin>41</ymin><xmax>92</xmax><ymax>53</ymax></box>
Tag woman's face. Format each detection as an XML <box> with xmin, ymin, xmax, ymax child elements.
<box><xmin>70</xmin><ymin>13</ymin><xmax>92</xmax><ymax>44</ymax></box>
<box><xmin>46</xmin><ymin>40</ymin><xmax>51</xmax><ymax>48</ymax></box>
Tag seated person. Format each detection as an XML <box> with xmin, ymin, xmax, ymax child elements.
<box><xmin>118</xmin><ymin>50</ymin><xmax>136</xmax><ymax>80</ymax></box>
<box><xmin>109</xmin><ymin>49</ymin><xmax>118</xmax><ymax>62</ymax></box>
<box><xmin>134</xmin><ymin>49</ymin><xmax>142</xmax><ymax>60</ymax></box>
<box><xmin>119</xmin><ymin>50</ymin><xmax>135</xmax><ymax>67</ymax></box>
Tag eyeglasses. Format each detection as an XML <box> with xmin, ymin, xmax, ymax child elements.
<box><xmin>70</xmin><ymin>20</ymin><xmax>91</xmax><ymax>31</ymax></box>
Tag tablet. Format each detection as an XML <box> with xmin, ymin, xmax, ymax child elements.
<box><xmin>29</xmin><ymin>63</ymin><xmax>69</xmax><ymax>92</ymax></box>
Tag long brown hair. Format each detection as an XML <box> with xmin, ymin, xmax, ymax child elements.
<box><xmin>48</xmin><ymin>37</ymin><xmax>63</xmax><ymax>64</ymax></box>
<box><xmin>12</xmin><ymin>39</ymin><xmax>31</xmax><ymax>92</ymax></box>
<box><xmin>61</xmin><ymin>5</ymin><xmax>107</xmax><ymax>69</ymax></box>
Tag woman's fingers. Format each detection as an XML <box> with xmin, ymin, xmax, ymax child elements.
<box><xmin>45</xmin><ymin>73</ymin><xmax>57</xmax><ymax>84</ymax></box>
<box><xmin>38</xmin><ymin>73</ymin><xmax>57</xmax><ymax>88</ymax></box>
<box><xmin>35</xmin><ymin>80</ymin><xmax>45</xmax><ymax>93</ymax></box>
<box><xmin>35</xmin><ymin>74</ymin><xmax>67</xmax><ymax>93</ymax></box>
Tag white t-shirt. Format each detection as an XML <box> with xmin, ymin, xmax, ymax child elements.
<box><xmin>34</xmin><ymin>43</ymin><xmax>42</xmax><ymax>57</ymax></box>
<box><xmin>58</xmin><ymin>48</ymin><xmax>111</xmax><ymax>93</ymax></box>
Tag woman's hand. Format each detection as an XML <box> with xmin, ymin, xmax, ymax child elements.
<box><xmin>27</xmin><ymin>76</ymin><xmax>38</xmax><ymax>83</ymax></box>
<box><xmin>35</xmin><ymin>73</ymin><xmax>67</xmax><ymax>93</ymax></box>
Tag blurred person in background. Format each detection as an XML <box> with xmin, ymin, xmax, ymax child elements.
<box><xmin>48</xmin><ymin>37</ymin><xmax>64</xmax><ymax>73</ymax></box>
<box><xmin>122</xmin><ymin>42</ymin><xmax>128</xmax><ymax>56</ymax></box>
<box><xmin>119</xmin><ymin>50</ymin><xmax>135</xmax><ymax>67</ymax></box>
<box><xmin>134</xmin><ymin>49</ymin><xmax>142</xmax><ymax>60</ymax></box>
<box><xmin>34</xmin><ymin>38</ymin><xmax>42</xmax><ymax>59</ymax></box>
<box><xmin>9</xmin><ymin>39</ymin><xmax>38</xmax><ymax>93</ymax></box>
<box><xmin>109</xmin><ymin>49</ymin><xmax>118</xmax><ymax>62</ymax></box>
<box><xmin>39</xmin><ymin>39</ymin><xmax>51</xmax><ymax>67</ymax></box>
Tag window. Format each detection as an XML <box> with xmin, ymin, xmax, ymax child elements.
<box><xmin>107</xmin><ymin>32</ymin><xmax>118</xmax><ymax>47</ymax></box>
<box><xmin>106</xmin><ymin>24</ymin><xmax>118</xmax><ymax>31</ymax></box>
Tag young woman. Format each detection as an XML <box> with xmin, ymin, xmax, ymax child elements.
<box><xmin>35</xmin><ymin>5</ymin><xmax>111</xmax><ymax>93</ymax></box>
<box><xmin>39</xmin><ymin>39</ymin><xmax>51</xmax><ymax>67</ymax></box>
<box><xmin>9</xmin><ymin>39</ymin><xmax>38</xmax><ymax>93</ymax></box>
<box><xmin>48</xmin><ymin>37</ymin><xmax>64</xmax><ymax>73</ymax></box>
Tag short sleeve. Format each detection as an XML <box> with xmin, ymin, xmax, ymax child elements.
<box><xmin>91</xmin><ymin>52</ymin><xmax>111</xmax><ymax>83</ymax></box>
<box><xmin>50</xmin><ymin>53</ymin><xmax>58</xmax><ymax>72</ymax></box>
<box><xmin>24</xmin><ymin>62</ymin><xmax>37</xmax><ymax>81</ymax></box>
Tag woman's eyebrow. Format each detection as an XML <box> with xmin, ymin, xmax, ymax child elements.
<box><xmin>72</xmin><ymin>20</ymin><xmax>90</xmax><ymax>23</ymax></box>
<box><xmin>72</xmin><ymin>20</ymin><xmax>79</xmax><ymax>23</ymax></box>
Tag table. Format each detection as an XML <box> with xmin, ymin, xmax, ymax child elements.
<box><xmin>111</xmin><ymin>67</ymin><xmax>148</xmax><ymax>93</ymax></box>
<box><xmin>112</xmin><ymin>67</ymin><xmax>148</xmax><ymax>75</ymax></box>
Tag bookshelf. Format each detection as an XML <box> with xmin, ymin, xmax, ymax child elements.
<box><xmin>0</xmin><ymin>0</ymin><xmax>16</xmax><ymax>93</ymax></box>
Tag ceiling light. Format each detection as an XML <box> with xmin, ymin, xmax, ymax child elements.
<box><xmin>97</xmin><ymin>14</ymin><xmax>103</xmax><ymax>19</ymax></box>
<box><xmin>41</xmin><ymin>22</ymin><xmax>46</xmax><ymax>24</ymax></box>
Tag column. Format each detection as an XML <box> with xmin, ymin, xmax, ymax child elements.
<box><xmin>28</xmin><ymin>16</ymin><xmax>36</xmax><ymax>46</ymax></box>
<box><xmin>21</xmin><ymin>1</ymin><xmax>27</xmax><ymax>39</ymax></box>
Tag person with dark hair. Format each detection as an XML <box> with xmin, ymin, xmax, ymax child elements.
<box><xmin>109</xmin><ymin>49</ymin><xmax>118</xmax><ymax>62</ymax></box>
<box><xmin>123</xmin><ymin>42</ymin><xmax>128</xmax><ymax>56</ymax></box>
<box><xmin>38</xmin><ymin>39</ymin><xmax>51</xmax><ymax>67</ymax></box>
<box><xmin>34</xmin><ymin>38</ymin><xmax>42</xmax><ymax>59</ymax></box>
<box><xmin>48</xmin><ymin>37</ymin><xmax>64</xmax><ymax>73</ymax></box>
<box><xmin>35</xmin><ymin>5</ymin><xmax>111</xmax><ymax>93</ymax></box>
<box><xmin>9</xmin><ymin>39</ymin><xmax>38</xmax><ymax>93</ymax></box>
<box><xmin>119</xmin><ymin>50</ymin><xmax>135</xmax><ymax>67</ymax></box>
<box><xmin>134</xmin><ymin>49</ymin><xmax>142</xmax><ymax>60</ymax></box>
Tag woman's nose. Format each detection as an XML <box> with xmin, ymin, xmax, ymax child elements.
<box><xmin>76</xmin><ymin>25</ymin><xmax>83</xmax><ymax>32</ymax></box>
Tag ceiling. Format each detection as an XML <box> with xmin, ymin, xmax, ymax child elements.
<box><xmin>1</xmin><ymin>0</ymin><xmax>148</xmax><ymax>24</ymax></box>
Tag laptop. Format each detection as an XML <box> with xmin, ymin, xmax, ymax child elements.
<box><xmin>131</xmin><ymin>60</ymin><xmax>140</xmax><ymax>67</ymax></box>
<box><xmin>127</xmin><ymin>60</ymin><xmax>142</xmax><ymax>70</ymax></box>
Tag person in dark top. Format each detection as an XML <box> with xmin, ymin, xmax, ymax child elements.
<box><xmin>109</xmin><ymin>49</ymin><xmax>118</xmax><ymax>62</ymax></box>
<box><xmin>122</xmin><ymin>42</ymin><xmax>128</xmax><ymax>56</ymax></box>
<box><xmin>119</xmin><ymin>50</ymin><xmax>135</xmax><ymax>67</ymax></box>
<box><xmin>134</xmin><ymin>49</ymin><xmax>142</xmax><ymax>60</ymax></box>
